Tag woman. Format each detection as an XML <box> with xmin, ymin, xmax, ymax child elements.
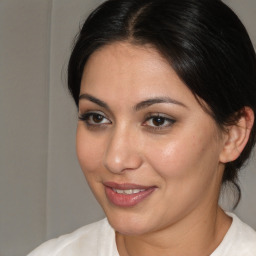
<box><xmin>28</xmin><ymin>0</ymin><xmax>256</xmax><ymax>255</ymax></box>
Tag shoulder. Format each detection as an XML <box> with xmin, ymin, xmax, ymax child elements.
<box><xmin>212</xmin><ymin>213</ymin><xmax>256</xmax><ymax>256</ymax></box>
<box><xmin>231</xmin><ymin>213</ymin><xmax>256</xmax><ymax>254</ymax></box>
<box><xmin>27</xmin><ymin>218</ymin><xmax>115</xmax><ymax>256</ymax></box>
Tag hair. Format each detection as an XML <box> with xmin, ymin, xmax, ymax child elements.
<box><xmin>68</xmin><ymin>0</ymin><xmax>256</xmax><ymax>207</ymax></box>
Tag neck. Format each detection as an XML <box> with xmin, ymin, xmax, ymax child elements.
<box><xmin>116</xmin><ymin>206</ymin><xmax>232</xmax><ymax>256</ymax></box>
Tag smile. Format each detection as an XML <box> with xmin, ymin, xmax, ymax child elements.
<box><xmin>104</xmin><ymin>182</ymin><xmax>156</xmax><ymax>207</ymax></box>
<box><xmin>112</xmin><ymin>188</ymin><xmax>146</xmax><ymax>194</ymax></box>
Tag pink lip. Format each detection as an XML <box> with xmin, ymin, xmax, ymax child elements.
<box><xmin>104</xmin><ymin>182</ymin><xmax>157</xmax><ymax>207</ymax></box>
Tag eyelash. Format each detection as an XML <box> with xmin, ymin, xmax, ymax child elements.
<box><xmin>78</xmin><ymin>112</ymin><xmax>176</xmax><ymax>131</ymax></box>
<box><xmin>143</xmin><ymin>114</ymin><xmax>176</xmax><ymax>130</ymax></box>
<box><xmin>78</xmin><ymin>112</ymin><xmax>111</xmax><ymax>128</ymax></box>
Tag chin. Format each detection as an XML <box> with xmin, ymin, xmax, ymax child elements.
<box><xmin>111</xmin><ymin>221</ymin><xmax>149</xmax><ymax>236</ymax></box>
<box><xmin>105</xmin><ymin>209</ymin><xmax>154</xmax><ymax>236</ymax></box>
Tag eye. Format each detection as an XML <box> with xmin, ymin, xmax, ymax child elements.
<box><xmin>78</xmin><ymin>111</ymin><xmax>111</xmax><ymax>126</ymax></box>
<box><xmin>143</xmin><ymin>114</ymin><xmax>175</xmax><ymax>129</ymax></box>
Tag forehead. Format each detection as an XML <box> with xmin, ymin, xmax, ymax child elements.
<box><xmin>80</xmin><ymin>42</ymin><xmax>197</xmax><ymax>104</ymax></box>
<box><xmin>82</xmin><ymin>42</ymin><xmax>172</xmax><ymax>86</ymax></box>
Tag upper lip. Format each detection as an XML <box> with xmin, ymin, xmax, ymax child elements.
<box><xmin>103</xmin><ymin>182</ymin><xmax>156</xmax><ymax>190</ymax></box>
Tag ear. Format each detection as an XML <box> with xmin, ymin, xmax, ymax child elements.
<box><xmin>219</xmin><ymin>107</ymin><xmax>254</xmax><ymax>163</ymax></box>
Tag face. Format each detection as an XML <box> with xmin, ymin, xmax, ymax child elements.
<box><xmin>77</xmin><ymin>42</ymin><xmax>226</xmax><ymax>236</ymax></box>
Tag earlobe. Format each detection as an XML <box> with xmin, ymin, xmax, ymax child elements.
<box><xmin>219</xmin><ymin>107</ymin><xmax>254</xmax><ymax>163</ymax></box>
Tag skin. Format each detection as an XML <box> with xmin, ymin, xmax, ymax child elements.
<box><xmin>76</xmin><ymin>42</ymin><xmax>250</xmax><ymax>255</ymax></box>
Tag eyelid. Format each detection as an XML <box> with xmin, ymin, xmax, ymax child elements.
<box><xmin>78</xmin><ymin>110</ymin><xmax>106</xmax><ymax>117</ymax></box>
<box><xmin>78</xmin><ymin>110</ymin><xmax>112</xmax><ymax>125</ymax></box>
<box><xmin>143</xmin><ymin>113</ymin><xmax>176</xmax><ymax>128</ymax></box>
<box><xmin>144</xmin><ymin>112</ymin><xmax>175</xmax><ymax>121</ymax></box>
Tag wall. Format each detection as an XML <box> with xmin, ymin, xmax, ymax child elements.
<box><xmin>45</xmin><ymin>0</ymin><xmax>105</xmax><ymax>240</ymax></box>
<box><xmin>0</xmin><ymin>1</ymin><xmax>255</xmax><ymax>256</ymax></box>
<box><xmin>0</xmin><ymin>1</ymin><xmax>102</xmax><ymax>256</ymax></box>
<box><xmin>0</xmin><ymin>1</ymin><xmax>51</xmax><ymax>255</ymax></box>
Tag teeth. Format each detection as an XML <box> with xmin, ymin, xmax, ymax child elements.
<box><xmin>113</xmin><ymin>188</ymin><xmax>146</xmax><ymax>194</ymax></box>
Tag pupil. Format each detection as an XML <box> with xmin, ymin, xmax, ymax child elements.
<box><xmin>153</xmin><ymin>117</ymin><xmax>164</xmax><ymax>126</ymax></box>
<box><xmin>93</xmin><ymin>114</ymin><xmax>103</xmax><ymax>123</ymax></box>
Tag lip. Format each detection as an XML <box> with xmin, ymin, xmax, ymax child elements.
<box><xmin>104</xmin><ymin>182</ymin><xmax>157</xmax><ymax>207</ymax></box>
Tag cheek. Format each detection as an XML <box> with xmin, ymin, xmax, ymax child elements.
<box><xmin>76</xmin><ymin>127</ymin><xmax>104</xmax><ymax>175</ymax></box>
<box><xmin>145</xmin><ymin>130</ymin><xmax>220</xmax><ymax>181</ymax></box>
<box><xmin>145</xmin><ymin>132</ymin><xmax>222</xmax><ymax>216</ymax></box>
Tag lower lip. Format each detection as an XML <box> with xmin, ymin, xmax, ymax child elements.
<box><xmin>105</xmin><ymin>186</ymin><xmax>156</xmax><ymax>207</ymax></box>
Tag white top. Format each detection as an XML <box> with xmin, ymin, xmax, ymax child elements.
<box><xmin>28</xmin><ymin>213</ymin><xmax>256</xmax><ymax>256</ymax></box>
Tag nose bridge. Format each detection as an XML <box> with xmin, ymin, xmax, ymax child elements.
<box><xmin>103</xmin><ymin>123</ymin><xmax>142</xmax><ymax>174</ymax></box>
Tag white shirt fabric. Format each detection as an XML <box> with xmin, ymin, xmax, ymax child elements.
<box><xmin>28</xmin><ymin>213</ymin><xmax>256</xmax><ymax>256</ymax></box>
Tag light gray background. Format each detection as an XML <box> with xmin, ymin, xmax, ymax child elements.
<box><xmin>0</xmin><ymin>1</ymin><xmax>255</xmax><ymax>256</ymax></box>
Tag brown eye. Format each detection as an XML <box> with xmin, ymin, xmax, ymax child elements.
<box><xmin>152</xmin><ymin>116</ymin><xmax>165</xmax><ymax>126</ymax></box>
<box><xmin>143</xmin><ymin>114</ymin><xmax>175</xmax><ymax>129</ymax></box>
<box><xmin>78</xmin><ymin>112</ymin><xmax>111</xmax><ymax>126</ymax></box>
<box><xmin>92</xmin><ymin>114</ymin><xmax>104</xmax><ymax>123</ymax></box>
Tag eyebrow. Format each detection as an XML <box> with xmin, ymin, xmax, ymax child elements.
<box><xmin>134</xmin><ymin>97</ymin><xmax>187</xmax><ymax>111</ymax></box>
<box><xmin>79</xmin><ymin>93</ymin><xmax>187</xmax><ymax>111</ymax></box>
<box><xmin>79</xmin><ymin>94</ymin><xmax>110</xmax><ymax>111</ymax></box>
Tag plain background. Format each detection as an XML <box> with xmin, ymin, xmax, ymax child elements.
<box><xmin>0</xmin><ymin>1</ymin><xmax>255</xmax><ymax>256</ymax></box>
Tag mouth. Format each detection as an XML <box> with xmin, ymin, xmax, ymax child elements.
<box><xmin>112</xmin><ymin>188</ymin><xmax>147</xmax><ymax>195</ymax></box>
<box><xmin>103</xmin><ymin>182</ymin><xmax>157</xmax><ymax>207</ymax></box>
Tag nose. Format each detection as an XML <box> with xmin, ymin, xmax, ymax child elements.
<box><xmin>103</xmin><ymin>125</ymin><xmax>143</xmax><ymax>174</ymax></box>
